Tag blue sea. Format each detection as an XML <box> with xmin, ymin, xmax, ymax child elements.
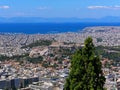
<box><xmin>0</xmin><ymin>23</ymin><xmax>120</xmax><ymax>34</ymax></box>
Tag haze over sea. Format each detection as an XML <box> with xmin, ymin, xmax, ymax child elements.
<box><xmin>0</xmin><ymin>23</ymin><xmax>120</xmax><ymax>34</ymax></box>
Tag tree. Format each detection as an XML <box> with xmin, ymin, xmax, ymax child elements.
<box><xmin>11</xmin><ymin>86</ymin><xmax>17</xmax><ymax>90</ymax></box>
<box><xmin>64</xmin><ymin>37</ymin><xmax>105</xmax><ymax>90</ymax></box>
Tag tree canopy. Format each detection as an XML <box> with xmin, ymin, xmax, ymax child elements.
<box><xmin>64</xmin><ymin>37</ymin><xmax>105</xmax><ymax>90</ymax></box>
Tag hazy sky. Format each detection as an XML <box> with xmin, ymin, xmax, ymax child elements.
<box><xmin>0</xmin><ymin>0</ymin><xmax>120</xmax><ymax>18</ymax></box>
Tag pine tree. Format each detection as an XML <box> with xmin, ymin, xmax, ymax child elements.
<box><xmin>64</xmin><ymin>37</ymin><xmax>105</xmax><ymax>90</ymax></box>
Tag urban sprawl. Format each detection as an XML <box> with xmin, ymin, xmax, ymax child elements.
<box><xmin>0</xmin><ymin>26</ymin><xmax>120</xmax><ymax>90</ymax></box>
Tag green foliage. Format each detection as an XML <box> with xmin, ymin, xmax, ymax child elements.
<box><xmin>53</xmin><ymin>63</ymin><xmax>58</xmax><ymax>68</ymax></box>
<box><xmin>11</xmin><ymin>86</ymin><xmax>17</xmax><ymax>90</ymax></box>
<box><xmin>27</xmin><ymin>56</ymin><xmax>43</xmax><ymax>64</ymax></box>
<box><xmin>0</xmin><ymin>55</ymin><xmax>9</xmax><ymax>61</ymax></box>
<box><xmin>0</xmin><ymin>53</ymin><xmax>43</xmax><ymax>64</ymax></box>
<box><xmin>64</xmin><ymin>37</ymin><xmax>105</xmax><ymax>90</ymax></box>
<box><xmin>95</xmin><ymin>46</ymin><xmax>120</xmax><ymax>61</ymax></box>
<box><xmin>0</xmin><ymin>54</ymin><xmax>29</xmax><ymax>61</ymax></box>
<box><xmin>42</xmin><ymin>61</ymin><xmax>49</xmax><ymax>68</ymax></box>
<box><xmin>21</xmin><ymin>40</ymin><xmax>52</xmax><ymax>48</ymax></box>
<box><xmin>10</xmin><ymin>53</ymin><xmax>29</xmax><ymax>60</ymax></box>
<box><xmin>97</xmin><ymin>38</ymin><xmax>103</xmax><ymax>42</ymax></box>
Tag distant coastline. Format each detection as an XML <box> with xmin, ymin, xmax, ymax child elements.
<box><xmin>0</xmin><ymin>26</ymin><xmax>120</xmax><ymax>57</ymax></box>
<box><xmin>0</xmin><ymin>22</ymin><xmax>120</xmax><ymax>34</ymax></box>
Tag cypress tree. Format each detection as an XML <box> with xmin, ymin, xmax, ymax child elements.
<box><xmin>64</xmin><ymin>37</ymin><xmax>105</xmax><ymax>90</ymax></box>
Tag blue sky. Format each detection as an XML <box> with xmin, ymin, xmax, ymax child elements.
<box><xmin>0</xmin><ymin>0</ymin><xmax>120</xmax><ymax>18</ymax></box>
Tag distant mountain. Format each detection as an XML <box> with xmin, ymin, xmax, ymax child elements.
<box><xmin>0</xmin><ymin>16</ymin><xmax>120</xmax><ymax>23</ymax></box>
<box><xmin>0</xmin><ymin>17</ymin><xmax>80</xmax><ymax>23</ymax></box>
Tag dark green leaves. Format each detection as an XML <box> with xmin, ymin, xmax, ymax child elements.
<box><xmin>64</xmin><ymin>37</ymin><xmax>105</xmax><ymax>90</ymax></box>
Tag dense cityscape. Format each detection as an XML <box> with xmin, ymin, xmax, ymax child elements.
<box><xmin>0</xmin><ymin>26</ymin><xmax>120</xmax><ymax>57</ymax></box>
<box><xmin>0</xmin><ymin>26</ymin><xmax>119</xmax><ymax>90</ymax></box>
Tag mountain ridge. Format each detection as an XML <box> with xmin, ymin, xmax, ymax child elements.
<box><xmin>0</xmin><ymin>16</ymin><xmax>120</xmax><ymax>23</ymax></box>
